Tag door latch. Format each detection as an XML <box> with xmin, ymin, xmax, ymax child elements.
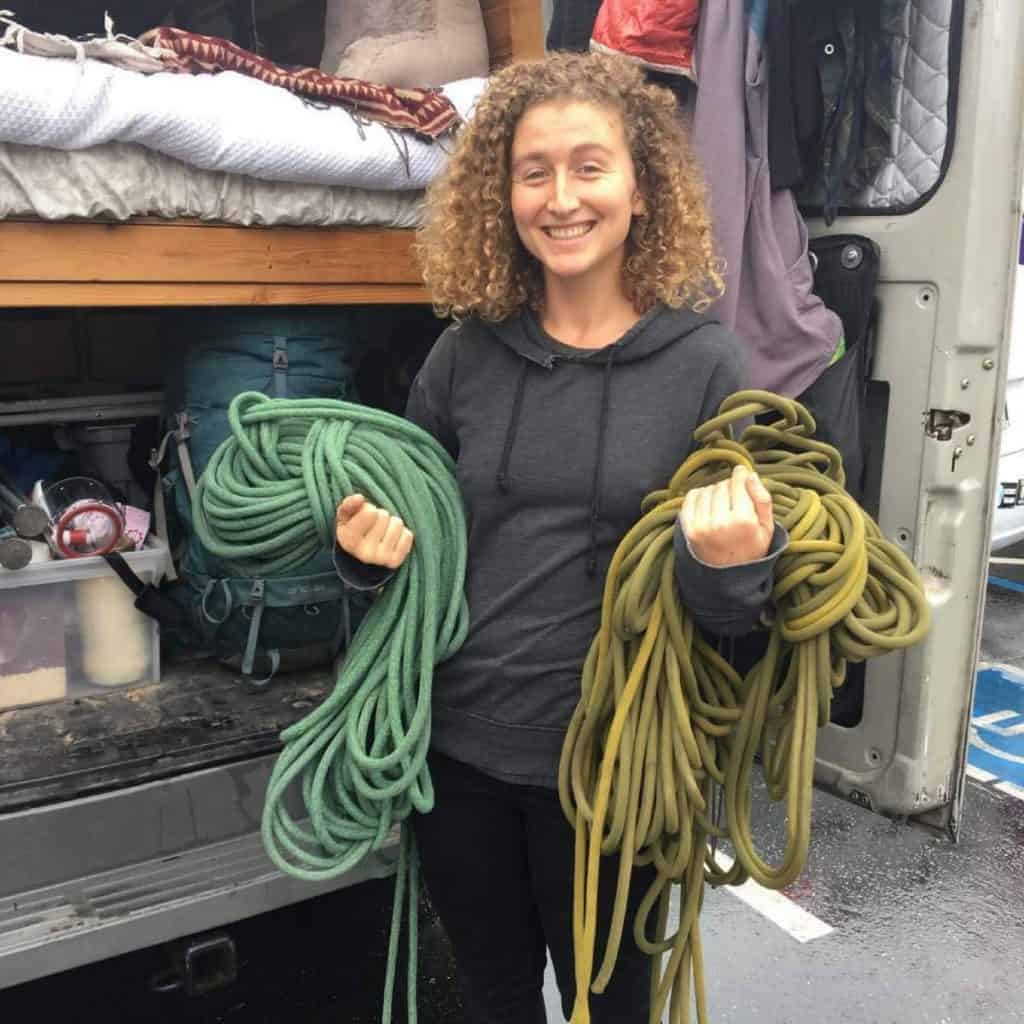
<box><xmin>924</xmin><ymin>409</ymin><xmax>970</xmax><ymax>441</ymax></box>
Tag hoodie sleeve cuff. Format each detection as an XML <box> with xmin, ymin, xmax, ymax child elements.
<box><xmin>673</xmin><ymin>521</ymin><xmax>788</xmax><ymax>637</ymax></box>
<box><xmin>333</xmin><ymin>543</ymin><xmax>395</xmax><ymax>592</ymax></box>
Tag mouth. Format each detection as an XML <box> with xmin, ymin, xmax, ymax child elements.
<box><xmin>542</xmin><ymin>222</ymin><xmax>596</xmax><ymax>241</ymax></box>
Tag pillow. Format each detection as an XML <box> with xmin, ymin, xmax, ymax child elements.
<box><xmin>320</xmin><ymin>0</ymin><xmax>489</xmax><ymax>89</ymax></box>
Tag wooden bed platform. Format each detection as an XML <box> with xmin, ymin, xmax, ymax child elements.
<box><xmin>0</xmin><ymin>0</ymin><xmax>543</xmax><ymax>308</ymax></box>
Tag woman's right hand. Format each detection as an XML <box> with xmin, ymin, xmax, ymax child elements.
<box><xmin>335</xmin><ymin>494</ymin><xmax>414</xmax><ymax>569</ymax></box>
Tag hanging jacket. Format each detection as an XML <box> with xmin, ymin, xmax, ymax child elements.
<box><xmin>798</xmin><ymin>0</ymin><xmax>895</xmax><ymax>225</ymax></box>
<box><xmin>547</xmin><ymin>0</ymin><xmax>604</xmax><ymax>52</ymax></box>
<box><xmin>338</xmin><ymin>306</ymin><xmax>786</xmax><ymax>787</ymax></box>
<box><xmin>590</xmin><ymin>0</ymin><xmax>701</xmax><ymax>79</ymax></box>
<box><xmin>691</xmin><ymin>0</ymin><xmax>843</xmax><ymax>398</ymax></box>
<box><xmin>766</xmin><ymin>0</ymin><xmax>824</xmax><ymax>191</ymax></box>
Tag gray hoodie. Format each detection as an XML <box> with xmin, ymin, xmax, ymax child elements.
<box><xmin>338</xmin><ymin>304</ymin><xmax>785</xmax><ymax>786</ymax></box>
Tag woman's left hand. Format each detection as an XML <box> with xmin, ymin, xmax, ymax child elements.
<box><xmin>680</xmin><ymin>464</ymin><xmax>775</xmax><ymax>567</ymax></box>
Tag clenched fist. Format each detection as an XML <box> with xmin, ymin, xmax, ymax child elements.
<box><xmin>335</xmin><ymin>494</ymin><xmax>415</xmax><ymax>569</ymax></box>
<box><xmin>680</xmin><ymin>464</ymin><xmax>775</xmax><ymax>567</ymax></box>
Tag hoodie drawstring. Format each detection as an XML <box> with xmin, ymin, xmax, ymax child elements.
<box><xmin>496</xmin><ymin>347</ymin><xmax>615</xmax><ymax>577</ymax></box>
<box><xmin>496</xmin><ymin>358</ymin><xmax>529</xmax><ymax>494</ymax></box>
<box><xmin>586</xmin><ymin>349</ymin><xmax>615</xmax><ymax>576</ymax></box>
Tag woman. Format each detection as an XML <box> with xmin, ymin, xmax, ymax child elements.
<box><xmin>335</xmin><ymin>51</ymin><xmax>784</xmax><ymax>1024</ymax></box>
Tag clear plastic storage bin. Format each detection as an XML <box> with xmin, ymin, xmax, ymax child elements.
<box><xmin>0</xmin><ymin>538</ymin><xmax>169</xmax><ymax>711</ymax></box>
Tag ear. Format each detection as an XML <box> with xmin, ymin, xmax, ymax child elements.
<box><xmin>632</xmin><ymin>192</ymin><xmax>647</xmax><ymax>217</ymax></box>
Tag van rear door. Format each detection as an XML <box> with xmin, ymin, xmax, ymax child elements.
<box><xmin>809</xmin><ymin>0</ymin><xmax>1024</xmax><ymax>836</ymax></box>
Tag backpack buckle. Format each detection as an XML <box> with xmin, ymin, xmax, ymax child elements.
<box><xmin>174</xmin><ymin>411</ymin><xmax>193</xmax><ymax>441</ymax></box>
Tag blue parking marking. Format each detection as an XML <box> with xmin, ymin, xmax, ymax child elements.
<box><xmin>988</xmin><ymin>574</ymin><xmax>1024</xmax><ymax>595</ymax></box>
<box><xmin>969</xmin><ymin>665</ymin><xmax>1024</xmax><ymax>787</ymax></box>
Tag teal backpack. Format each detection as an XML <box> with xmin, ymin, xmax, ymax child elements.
<box><xmin>153</xmin><ymin>308</ymin><xmax>366</xmax><ymax>686</ymax></box>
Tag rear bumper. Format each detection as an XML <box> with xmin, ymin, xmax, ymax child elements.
<box><xmin>0</xmin><ymin>756</ymin><xmax>398</xmax><ymax>989</ymax></box>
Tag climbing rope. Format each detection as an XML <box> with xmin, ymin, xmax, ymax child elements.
<box><xmin>192</xmin><ymin>391</ymin><xmax>469</xmax><ymax>1024</ymax></box>
<box><xmin>559</xmin><ymin>390</ymin><xmax>931</xmax><ymax>1024</ymax></box>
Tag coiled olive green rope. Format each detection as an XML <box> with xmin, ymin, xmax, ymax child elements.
<box><xmin>559</xmin><ymin>390</ymin><xmax>931</xmax><ymax>1024</ymax></box>
<box><xmin>192</xmin><ymin>391</ymin><xmax>469</xmax><ymax>1024</ymax></box>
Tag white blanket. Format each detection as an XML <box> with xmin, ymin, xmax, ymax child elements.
<box><xmin>0</xmin><ymin>49</ymin><xmax>484</xmax><ymax>191</ymax></box>
<box><xmin>0</xmin><ymin>141</ymin><xmax>425</xmax><ymax>227</ymax></box>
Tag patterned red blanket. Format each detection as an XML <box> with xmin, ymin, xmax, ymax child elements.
<box><xmin>144</xmin><ymin>26</ymin><xmax>461</xmax><ymax>140</ymax></box>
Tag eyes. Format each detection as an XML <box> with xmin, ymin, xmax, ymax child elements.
<box><xmin>514</xmin><ymin>162</ymin><xmax>608</xmax><ymax>186</ymax></box>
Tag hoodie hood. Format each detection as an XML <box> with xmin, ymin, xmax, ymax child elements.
<box><xmin>481</xmin><ymin>302</ymin><xmax>715</xmax><ymax>368</ymax></box>
<box><xmin>483</xmin><ymin>304</ymin><xmax>720</xmax><ymax>575</ymax></box>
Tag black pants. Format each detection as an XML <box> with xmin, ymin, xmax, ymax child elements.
<box><xmin>413</xmin><ymin>752</ymin><xmax>655</xmax><ymax>1024</ymax></box>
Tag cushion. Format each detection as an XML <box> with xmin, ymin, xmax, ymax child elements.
<box><xmin>320</xmin><ymin>0</ymin><xmax>489</xmax><ymax>89</ymax></box>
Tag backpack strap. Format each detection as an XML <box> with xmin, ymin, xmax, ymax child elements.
<box><xmin>240</xmin><ymin>579</ymin><xmax>280</xmax><ymax>688</ymax></box>
<box><xmin>200</xmin><ymin>578</ymin><xmax>233</xmax><ymax>624</ymax></box>
<box><xmin>174</xmin><ymin>411</ymin><xmax>199</xmax><ymax>499</ymax></box>
<box><xmin>149</xmin><ymin>411</ymin><xmax>196</xmax><ymax>583</ymax></box>
<box><xmin>272</xmin><ymin>337</ymin><xmax>289</xmax><ymax>397</ymax></box>
<box><xmin>149</xmin><ymin>426</ymin><xmax>176</xmax><ymax>581</ymax></box>
<box><xmin>101</xmin><ymin>550</ymin><xmax>187</xmax><ymax>630</ymax></box>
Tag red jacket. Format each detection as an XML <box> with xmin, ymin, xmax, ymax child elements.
<box><xmin>590</xmin><ymin>0</ymin><xmax>701</xmax><ymax>80</ymax></box>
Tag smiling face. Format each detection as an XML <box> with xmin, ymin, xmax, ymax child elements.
<box><xmin>509</xmin><ymin>99</ymin><xmax>645</xmax><ymax>299</ymax></box>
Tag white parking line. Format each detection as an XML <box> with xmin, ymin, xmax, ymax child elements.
<box><xmin>971</xmin><ymin>728</ymin><xmax>1024</xmax><ymax>765</ymax></box>
<box><xmin>973</xmin><ymin>710</ymin><xmax>1020</xmax><ymax>728</ymax></box>
<box><xmin>711</xmin><ymin>851</ymin><xmax>834</xmax><ymax>943</ymax></box>
<box><xmin>974</xmin><ymin>709</ymin><xmax>1024</xmax><ymax>737</ymax></box>
<box><xmin>966</xmin><ymin>764</ymin><xmax>998</xmax><ymax>783</ymax></box>
<box><xmin>995</xmin><ymin>779</ymin><xmax>1024</xmax><ymax>801</ymax></box>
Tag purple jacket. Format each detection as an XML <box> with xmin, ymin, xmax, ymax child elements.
<box><xmin>692</xmin><ymin>0</ymin><xmax>842</xmax><ymax>397</ymax></box>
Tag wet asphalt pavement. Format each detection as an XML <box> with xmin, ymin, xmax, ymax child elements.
<box><xmin>541</xmin><ymin>579</ymin><xmax>1024</xmax><ymax>1024</ymax></box>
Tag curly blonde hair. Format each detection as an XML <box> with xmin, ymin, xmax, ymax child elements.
<box><xmin>416</xmin><ymin>50</ymin><xmax>724</xmax><ymax>322</ymax></box>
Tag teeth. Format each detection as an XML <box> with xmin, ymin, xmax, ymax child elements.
<box><xmin>546</xmin><ymin>223</ymin><xmax>593</xmax><ymax>239</ymax></box>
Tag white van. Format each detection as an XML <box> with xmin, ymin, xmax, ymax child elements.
<box><xmin>0</xmin><ymin>0</ymin><xmax>1022</xmax><ymax>1015</ymax></box>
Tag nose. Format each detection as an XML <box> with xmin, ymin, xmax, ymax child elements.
<box><xmin>546</xmin><ymin>169</ymin><xmax>580</xmax><ymax>215</ymax></box>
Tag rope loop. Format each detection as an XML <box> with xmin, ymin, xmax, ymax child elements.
<box><xmin>560</xmin><ymin>390</ymin><xmax>930</xmax><ymax>1024</ymax></box>
<box><xmin>194</xmin><ymin>392</ymin><xmax>468</xmax><ymax>1024</ymax></box>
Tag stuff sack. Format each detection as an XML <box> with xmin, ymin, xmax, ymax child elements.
<box><xmin>799</xmin><ymin>234</ymin><xmax>880</xmax><ymax>505</ymax></box>
<box><xmin>154</xmin><ymin>308</ymin><xmax>365</xmax><ymax>685</ymax></box>
<box><xmin>589</xmin><ymin>0</ymin><xmax>700</xmax><ymax>79</ymax></box>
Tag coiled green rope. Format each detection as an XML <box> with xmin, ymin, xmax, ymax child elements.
<box><xmin>560</xmin><ymin>390</ymin><xmax>931</xmax><ymax>1024</ymax></box>
<box><xmin>192</xmin><ymin>391</ymin><xmax>469</xmax><ymax>1023</ymax></box>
